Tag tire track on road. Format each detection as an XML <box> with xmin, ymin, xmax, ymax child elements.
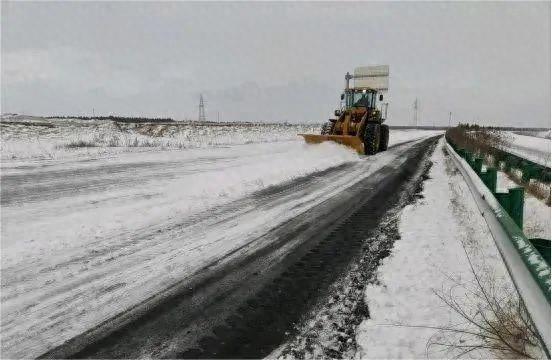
<box><xmin>42</xmin><ymin>136</ymin><xmax>440</xmax><ymax>359</ymax></box>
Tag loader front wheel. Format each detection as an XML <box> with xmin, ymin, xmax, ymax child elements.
<box><xmin>320</xmin><ymin>121</ymin><xmax>333</xmax><ymax>135</ymax></box>
<box><xmin>379</xmin><ymin>124</ymin><xmax>389</xmax><ymax>151</ymax></box>
<box><xmin>363</xmin><ymin>123</ymin><xmax>381</xmax><ymax>155</ymax></box>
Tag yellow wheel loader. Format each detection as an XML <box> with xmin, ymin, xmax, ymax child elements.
<box><xmin>300</xmin><ymin>66</ymin><xmax>390</xmax><ymax>155</ymax></box>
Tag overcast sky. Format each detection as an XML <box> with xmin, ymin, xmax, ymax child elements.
<box><xmin>2</xmin><ymin>1</ymin><xmax>550</xmax><ymax>127</ymax></box>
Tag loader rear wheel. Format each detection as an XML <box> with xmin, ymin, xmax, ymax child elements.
<box><xmin>364</xmin><ymin>123</ymin><xmax>381</xmax><ymax>155</ymax></box>
<box><xmin>379</xmin><ymin>124</ymin><xmax>389</xmax><ymax>151</ymax></box>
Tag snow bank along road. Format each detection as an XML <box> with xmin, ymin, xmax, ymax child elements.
<box><xmin>1</xmin><ymin>131</ymin><xmax>440</xmax><ymax>358</ymax></box>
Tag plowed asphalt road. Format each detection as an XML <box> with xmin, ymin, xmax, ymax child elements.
<box><xmin>32</xmin><ymin>135</ymin><xmax>440</xmax><ymax>359</ymax></box>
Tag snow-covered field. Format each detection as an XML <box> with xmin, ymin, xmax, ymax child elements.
<box><xmin>0</xmin><ymin>117</ymin><xmax>319</xmax><ymax>163</ymax></box>
<box><xmin>502</xmin><ymin>132</ymin><xmax>551</xmax><ymax>167</ymax></box>
<box><xmin>514</xmin><ymin>129</ymin><xmax>551</xmax><ymax>140</ymax></box>
<box><xmin>1</xmin><ymin>116</ymin><xmax>441</xmax><ymax>358</ymax></box>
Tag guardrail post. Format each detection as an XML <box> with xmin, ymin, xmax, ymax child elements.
<box><xmin>481</xmin><ymin>168</ymin><xmax>497</xmax><ymax>194</ymax></box>
<box><xmin>495</xmin><ymin>187</ymin><xmax>525</xmax><ymax>230</ymax></box>
<box><xmin>486</xmin><ymin>168</ymin><xmax>497</xmax><ymax>194</ymax></box>
<box><xmin>529</xmin><ymin>238</ymin><xmax>551</xmax><ymax>266</ymax></box>
<box><xmin>494</xmin><ymin>150</ymin><xmax>506</xmax><ymax>166</ymax></box>
<box><xmin>544</xmin><ymin>169</ymin><xmax>551</xmax><ymax>183</ymax></box>
<box><xmin>457</xmin><ymin>149</ymin><xmax>465</xmax><ymax>159</ymax></box>
<box><xmin>504</xmin><ymin>156</ymin><xmax>514</xmax><ymax>172</ymax></box>
<box><xmin>510</xmin><ymin>156</ymin><xmax>522</xmax><ymax>172</ymax></box>
<box><xmin>509</xmin><ymin>187</ymin><xmax>524</xmax><ymax>230</ymax></box>
<box><xmin>465</xmin><ymin>150</ymin><xmax>473</xmax><ymax>168</ymax></box>
<box><xmin>464</xmin><ymin>150</ymin><xmax>471</xmax><ymax>162</ymax></box>
<box><xmin>474</xmin><ymin>158</ymin><xmax>483</xmax><ymax>175</ymax></box>
<box><xmin>501</xmin><ymin>160</ymin><xmax>509</xmax><ymax>172</ymax></box>
<box><xmin>480</xmin><ymin>171</ymin><xmax>489</xmax><ymax>188</ymax></box>
<box><xmin>522</xmin><ymin>163</ymin><xmax>531</xmax><ymax>182</ymax></box>
<box><xmin>495</xmin><ymin>192</ymin><xmax>511</xmax><ymax>216</ymax></box>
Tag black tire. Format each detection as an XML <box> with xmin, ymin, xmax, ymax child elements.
<box><xmin>320</xmin><ymin>121</ymin><xmax>333</xmax><ymax>135</ymax></box>
<box><xmin>363</xmin><ymin>123</ymin><xmax>381</xmax><ymax>155</ymax></box>
<box><xmin>379</xmin><ymin>124</ymin><xmax>389</xmax><ymax>151</ymax></box>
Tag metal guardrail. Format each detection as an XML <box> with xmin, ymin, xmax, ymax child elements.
<box><xmin>445</xmin><ymin>140</ymin><xmax>551</xmax><ymax>354</ymax></box>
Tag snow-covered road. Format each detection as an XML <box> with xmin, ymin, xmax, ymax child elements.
<box><xmin>1</xmin><ymin>130</ymin><xmax>440</xmax><ymax>358</ymax></box>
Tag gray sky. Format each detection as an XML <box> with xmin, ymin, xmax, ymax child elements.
<box><xmin>2</xmin><ymin>1</ymin><xmax>550</xmax><ymax>127</ymax></box>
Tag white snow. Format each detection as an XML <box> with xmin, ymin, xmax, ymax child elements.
<box><xmin>1</xmin><ymin>141</ymin><xmax>358</xmax><ymax>358</ymax></box>
<box><xmin>0</xmin><ymin>119</ymin><xmax>440</xmax><ymax>358</ymax></box>
<box><xmin>0</xmin><ymin>117</ymin><xmax>320</xmax><ymax>162</ymax></box>
<box><xmin>512</xmin><ymin>130</ymin><xmax>551</xmax><ymax>140</ymax></box>
<box><xmin>355</xmin><ymin>139</ymin><xmax>529</xmax><ymax>359</ymax></box>
<box><xmin>387</xmin><ymin>129</ymin><xmax>443</xmax><ymax>146</ymax></box>
<box><xmin>496</xmin><ymin>171</ymin><xmax>551</xmax><ymax>239</ymax></box>
<box><xmin>502</xmin><ymin>132</ymin><xmax>551</xmax><ymax>167</ymax></box>
<box><xmin>534</xmin><ymin>130</ymin><xmax>551</xmax><ymax>140</ymax></box>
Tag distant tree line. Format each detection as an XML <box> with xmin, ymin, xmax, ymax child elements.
<box><xmin>45</xmin><ymin>115</ymin><xmax>175</xmax><ymax>123</ymax></box>
<box><xmin>456</xmin><ymin>123</ymin><xmax>549</xmax><ymax>131</ymax></box>
<box><xmin>391</xmin><ymin>123</ymin><xmax>549</xmax><ymax>131</ymax></box>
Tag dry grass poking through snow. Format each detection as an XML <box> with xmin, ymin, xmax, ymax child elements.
<box><xmin>429</xmin><ymin>248</ymin><xmax>545</xmax><ymax>359</ymax></box>
<box><xmin>63</xmin><ymin>140</ymin><xmax>98</xmax><ymax>148</ymax></box>
<box><xmin>446</xmin><ymin>124</ymin><xmax>511</xmax><ymax>160</ymax></box>
<box><xmin>1</xmin><ymin>118</ymin><xmax>320</xmax><ymax>160</ymax></box>
<box><xmin>500</xmin><ymin>171</ymin><xmax>551</xmax><ymax>207</ymax></box>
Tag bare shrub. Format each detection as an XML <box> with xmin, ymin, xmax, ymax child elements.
<box><xmin>446</xmin><ymin>124</ymin><xmax>510</xmax><ymax>159</ymax></box>
<box><xmin>135</xmin><ymin>124</ymin><xmax>169</xmax><ymax>137</ymax></box>
<box><xmin>63</xmin><ymin>140</ymin><xmax>98</xmax><ymax>148</ymax></box>
<box><xmin>427</xmin><ymin>248</ymin><xmax>546</xmax><ymax>359</ymax></box>
<box><xmin>527</xmin><ymin>181</ymin><xmax>551</xmax><ymax>206</ymax></box>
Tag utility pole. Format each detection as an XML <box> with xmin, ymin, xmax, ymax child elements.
<box><xmin>92</xmin><ymin>108</ymin><xmax>95</xmax><ymax>118</ymax></box>
<box><xmin>198</xmin><ymin>94</ymin><xmax>206</xmax><ymax>122</ymax></box>
<box><xmin>413</xmin><ymin>98</ymin><xmax>419</xmax><ymax>128</ymax></box>
<box><xmin>449</xmin><ymin>111</ymin><xmax>452</xmax><ymax>128</ymax></box>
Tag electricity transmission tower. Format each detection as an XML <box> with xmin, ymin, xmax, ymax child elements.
<box><xmin>198</xmin><ymin>94</ymin><xmax>206</xmax><ymax>122</ymax></box>
<box><xmin>413</xmin><ymin>98</ymin><xmax>419</xmax><ymax>127</ymax></box>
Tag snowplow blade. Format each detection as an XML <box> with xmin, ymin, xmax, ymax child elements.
<box><xmin>299</xmin><ymin>134</ymin><xmax>364</xmax><ymax>154</ymax></box>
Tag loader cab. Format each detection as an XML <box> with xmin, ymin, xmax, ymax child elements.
<box><xmin>343</xmin><ymin>88</ymin><xmax>377</xmax><ymax>110</ymax></box>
